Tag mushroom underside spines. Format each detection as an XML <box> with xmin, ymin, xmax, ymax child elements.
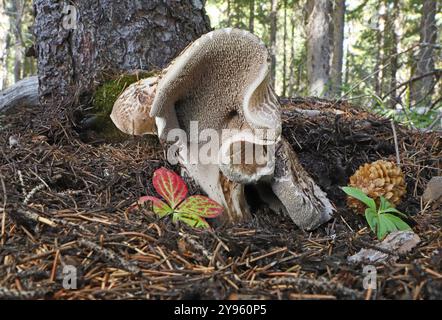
<box><xmin>150</xmin><ymin>28</ymin><xmax>275</xmax><ymax>126</ymax></box>
<box><xmin>150</xmin><ymin>28</ymin><xmax>281</xmax><ymax>184</ymax></box>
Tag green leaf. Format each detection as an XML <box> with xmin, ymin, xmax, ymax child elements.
<box><xmin>379</xmin><ymin>196</ymin><xmax>388</xmax><ymax>212</ymax></box>
<box><xmin>376</xmin><ymin>216</ymin><xmax>389</xmax><ymax>240</ymax></box>
<box><xmin>174</xmin><ymin>213</ymin><xmax>210</xmax><ymax>229</ymax></box>
<box><xmin>383</xmin><ymin>214</ymin><xmax>411</xmax><ymax>231</ymax></box>
<box><xmin>377</xmin><ymin>214</ymin><xmax>400</xmax><ymax>239</ymax></box>
<box><xmin>342</xmin><ymin>187</ymin><xmax>376</xmax><ymax>210</ymax></box>
<box><xmin>135</xmin><ymin>196</ymin><xmax>173</xmax><ymax>217</ymax></box>
<box><xmin>365</xmin><ymin>208</ymin><xmax>377</xmax><ymax>233</ymax></box>
<box><xmin>377</xmin><ymin>196</ymin><xmax>407</xmax><ymax>217</ymax></box>
<box><xmin>176</xmin><ymin>195</ymin><xmax>223</xmax><ymax>218</ymax></box>
<box><xmin>379</xmin><ymin>206</ymin><xmax>408</xmax><ymax>218</ymax></box>
<box><xmin>380</xmin><ymin>214</ymin><xmax>398</xmax><ymax>232</ymax></box>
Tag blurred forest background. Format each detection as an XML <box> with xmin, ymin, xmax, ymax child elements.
<box><xmin>0</xmin><ymin>0</ymin><xmax>440</xmax><ymax>128</ymax></box>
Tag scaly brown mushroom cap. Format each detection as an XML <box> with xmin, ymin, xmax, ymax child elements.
<box><xmin>110</xmin><ymin>77</ymin><xmax>158</xmax><ymax>136</ymax></box>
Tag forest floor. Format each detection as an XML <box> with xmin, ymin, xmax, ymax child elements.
<box><xmin>0</xmin><ymin>99</ymin><xmax>440</xmax><ymax>300</ymax></box>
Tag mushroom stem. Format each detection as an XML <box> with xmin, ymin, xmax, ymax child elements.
<box><xmin>218</xmin><ymin>174</ymin><xmax>251</xmax><ymax>223</ymax></box>
<box><xmin>179</xmin><ymin>157</ymin><xmax>251</xmax><ymax>223</ymax></box>
<box><xmin>271</xmin><ymin>138</ymin><xmax>334</xmax><ymax>230</ymax></box>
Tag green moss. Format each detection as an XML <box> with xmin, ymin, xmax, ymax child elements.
<box><xmin>82</xmin><ymin>70</ymin><xmax>157</xmax><ymax>142</ymax></box>
<box><xmin>92</xmin><ymin>70</ymin><xmax>156</xmax><ymax>116</ymax></box>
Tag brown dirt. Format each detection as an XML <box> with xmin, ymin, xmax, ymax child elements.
<box><xmin>0</xmin><ymin>98</ymin><xmax>440</xmax><ymax>300</ymax></box>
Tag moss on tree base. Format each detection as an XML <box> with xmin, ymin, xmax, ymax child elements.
<box><xmin>80</xmin><ymin>70</ymin><xmax>158</xmax><ymax>142</ymax></box>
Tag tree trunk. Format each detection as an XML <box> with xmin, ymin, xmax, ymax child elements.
<box><xmin>1</xmin><ymin>33</ymin><xmax>10</xmax><ymax>89</ymax></box>
<box><xmin>33</xmin><ymin>0</ymin><xmax>211</xmax><ymax>110</ymax></box>
<box><xmin>388</xmin><ymin>0</ymin><xmax>399</xmax><ymax>109</ymax></box>
<box><xmin>382</xmin><ymin>0</ymin><xmax>399</xmax><ymax>108</ymax></box>
<box><xmin>12</xmin><ymin>0</ymin><xmax>24</xmax><ymax>83</ymax></box>
<box><xmin>249</xmin><ymin>0</ymin><xmax>255</xmax><ymax>33</ymax></box>
<box><xmin>269</xmin><ymin>0</ymin><xmax>278</xmax><ymax>89</ymax></box>
<box><xmin>306</xmin><ymin>0</ymin><xmax>333</xmax><ymax>97</ymax></box>
<box><xmin>373</xmin><ymin>1</ymin><xmax>384</xmax><ymax>97</ymax></box>
<box><xmin>227</xmin><ymin>0</ymin><xmax>232</xmax><ymax>26</ymax></box>
<box><xmin>330</xmin><ymin>0</ymin><xmax>345</xmax><ymax>97</ymax></box>
<box><xmin>410</xmin><ymin>0</ymin><xmax>437</xmax><ymax>107</ymax></box>
<box><xmin>282</xmin><ymin>0</ymin><xmax>287</xmax><ymax>97</ymax></box>
<box><xmin>287</xmin><ymin>13</ymin><xmax>296</xmax><ymax>97</ymax></box>
<box><xmin>0</xmin><ymin>1</ymin><xmax>10</xmax><ymax>91</ymax></box>
<box><xmin>344</xmin><ymin>46</ymin><xmax>350</xmax><ymax>88</ymax></box>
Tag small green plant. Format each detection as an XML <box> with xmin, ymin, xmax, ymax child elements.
<box><xmin>342</xmin><ymin>186</ymin><xmax>411</xmax><ymax>240</ymax></box>
<box><xmin>131</xmin><ymin>167</ymin><xmax>223</xmax><ymax>229</ymax></box>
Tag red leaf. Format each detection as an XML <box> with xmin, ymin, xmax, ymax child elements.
<box><xmin>152</xmin><ymin>168</ymin><xmax>188</xmax><ymax>209</ymax></box>
<box><xmin>135</xmin><ymin>196</ymin><xmax>173</xmax><ymax>217</ymax></box>
<box><xmin>176</xmin><ymin>195</ymin><xmax>223</xmax><ymax>218</ymax></box>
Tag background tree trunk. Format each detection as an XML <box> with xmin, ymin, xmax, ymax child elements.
<box><xmin>33</xmin><ymin>0</ymin><xmax>211</xmax><ymax>109</ymax></box>
<box><xmin>410</xmin><ymin>0</ymin><xmax>437</xmax><ymax>107</ymax></box>
<box><xmin>381</xmin><ymin>0</ymin><xmax>399</xmax><ymax>108</ymax></box>
<box><xmin>282</xmin><ymin>0</ymin><xmax>288</xmax><ymax>97</ymax></box>
<box><xmin>373</xmin><ymin>1</ymin><xmax>384</xmax><ymax>97</ymax></box>
<box><xmin>387</xmin><ymin>0</ymin><xmax>399</xmax><ymax>109</ymax></box>
<box><xmin>12</xmin><ymin>0</ymin><xmax>24</xmax><ymax>83</ymax></box>
<box><xmin>330</xmin><ymin>0</ymin><xmax>345</xmax><ymax>97</ymax></box>
<box><xmin>306</xmin><ymin>0</ymin><xmax>333</xmax><ymax>97</ymax></box>
<box><xmin>287</xmin><ymin>12</ymin><xmax>295</xmax><ymax>97</ymax></box>
<box><xmin>0</xmin><ymin>1</ymin><xmax>10</xmax><ymax>90</ymax></box>
<box><xmin>249</xmin><ymin>0</ymin><xmax>255</xmax><ymax>33</ymax></box>
<box><xmin>269</xmin><ymin>0</ymin><xmax>278</xmax><ymax>88</ymax></box>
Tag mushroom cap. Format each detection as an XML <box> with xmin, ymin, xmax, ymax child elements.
<box><xmin>150</xmin><ymin>28</ymin><xmax>282</xmax><ymax>183</ymax></box>
<box><xmin>150</xmin><ymin>28</ymin><xmax>281</xmax><ymax>138</ymax></box>
<box><xmin>110</xmin><ymin>77</ymin><xmax>158</xmax><ymax>136</ymax></box>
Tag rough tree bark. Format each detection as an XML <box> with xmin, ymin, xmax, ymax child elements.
<box><xmin>306</xmin><ymin>0</ymin><xmax>333</xmax><ymax>97</ymax></box>
<box><xmin>410</xmin><ymin>0</ymin><xmax>438</xmax><ymax>107</ymax></box>
<box><xmin>33</xmin><ymin>0</ymin><xmax>211</xmax><ymax>109</ymax></box>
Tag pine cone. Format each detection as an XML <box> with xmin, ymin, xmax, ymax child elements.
<box><xmin>347</xmin><ymin>160</ymin><xmax>406</xmax><ymax>213</ymax></box>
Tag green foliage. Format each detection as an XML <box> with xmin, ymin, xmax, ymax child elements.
<box><xmin>342</xmin><ymin>186</ymin><xmax>411</xmax><ymax>240</ymax></box>
<box><xmin>368</xmin><ymin>90</ymin><xmax>440</xmax><ymax>128</ymax></box>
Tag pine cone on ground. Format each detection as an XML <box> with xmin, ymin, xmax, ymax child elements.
<box><xmin>347</xmin><ymin>160</ymin><xmax>406</xmax><ymax>213</ymax></box>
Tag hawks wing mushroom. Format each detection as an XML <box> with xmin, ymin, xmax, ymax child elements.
<box><xmin>149</xmin><ymin>28</ymin><xmax>281</xmax><ymax>222</ymax></box>
<box><xmin>111</xmin><ymin>28</ymin><xmax>333</xmax><ymax>229</ymax></box>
